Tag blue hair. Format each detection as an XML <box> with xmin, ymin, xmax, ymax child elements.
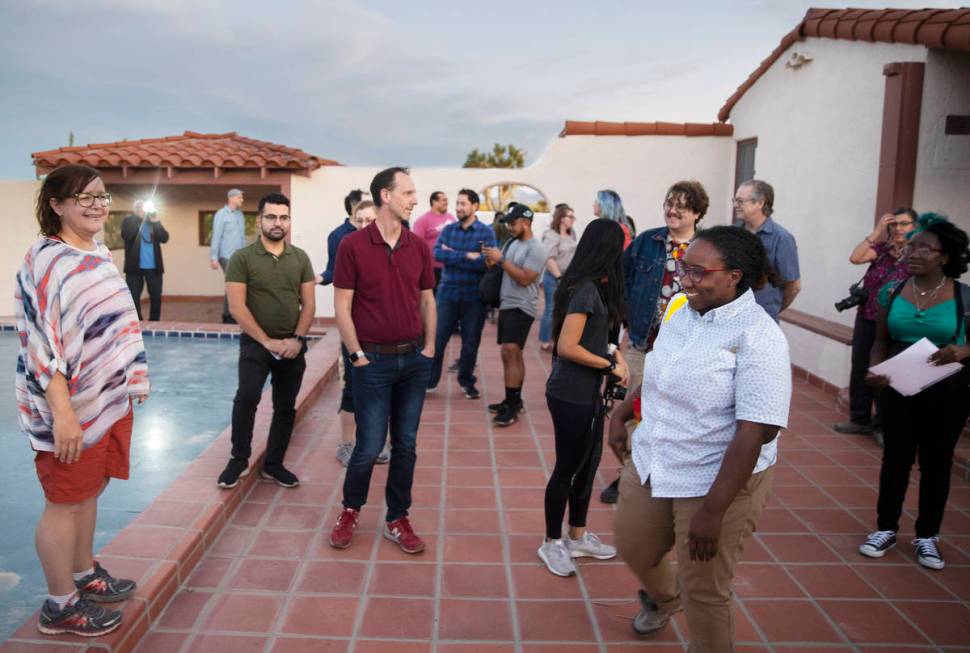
<box><xmin>596</xmin><ymin>190</ymin><xmax>630</xmax><ymax>232</ymax></box>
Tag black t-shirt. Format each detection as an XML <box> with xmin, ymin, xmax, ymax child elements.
<box><xmin>545</xmin><ymin>281</ymin><xmax>609</xmax><ymax>404</ymax></box>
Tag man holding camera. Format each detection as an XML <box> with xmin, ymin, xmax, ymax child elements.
<box><xmin>427</xmin><ymin>188</ymin><xmax>496</xmax><ymax>398</ymax></box>
<box><xmin>121</xmin><ymin>199</ymin><xmax>170</xmax><ymax>321</ymax></box>
<box><xmin>734</xmin><ymin>180</ymin><xmax>800</xmax><ymax>321</ymax></box>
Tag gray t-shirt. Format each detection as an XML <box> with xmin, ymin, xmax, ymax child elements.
<box><xmin>499</xmin><ymin>236</ymin><xmax>547</xmax><ymax>317</ymax></box>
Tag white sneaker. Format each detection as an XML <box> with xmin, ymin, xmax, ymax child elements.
<box><xmin>537</xmin><ymin>539</ymin><xmax>577</xmax><ymax>577</ymax></box>
<box><xmin>913</xmin><ymin>536</ymin><xmax>944</xmax><ymax>570</ymax></box>
<box><xmin>565</xmin><ymin>531</ymin><xmax>617</xmax><ymax>560</ymax></box>
<box><xmin>335</xmin><ymin>442</ymin><xmax>353</xmax><ymax>467</ymax></box>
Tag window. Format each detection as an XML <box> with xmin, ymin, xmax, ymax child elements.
<box><xmin>479</xmin><ymin>183</ymin><xmax>549</xmax><ymax>213</ymax></box>
<box><xmin>198</xmin><ymin>210</ymin><xmax>260</xmax><ymax>246</ymax></box>
<box><xmin>735</xmin><ymin>138</ymin><xmax>757</xmax><ymax>190</ymax></box>
<box><xmin>103</xmin><ymin>211</ymin><xmax>127</xmax><ymax>250</ymax></box>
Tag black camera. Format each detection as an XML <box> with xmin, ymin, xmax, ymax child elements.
<box><xmin>834</xmin><ymin>281</ymin><xmax>869</xmax><ymax>312</ymax></box>
<box><xmin>604</xmin><ymin>374</ymin><xmax>626</xmax><ymax>402</ymax></box>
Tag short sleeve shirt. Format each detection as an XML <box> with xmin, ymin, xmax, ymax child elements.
<box><xmin>747</xmin><ymin>217</ymin><xmax>800</xmax><ymax>322</ymax></box>
<box><xmin>333</xmin><ymin>221</ymin><xmax>435</xmax><ymax>344</ymax></box>
<box><xmin>546</xmin><ymin>281</ymin><xmax>609</xmax><ymax>404</ymax></box>
<box><xmin>631</xmin><ymin>290</ymin><xmax>792</xmax><ymax>497</ymax></box>
<box><xmin>226</xmin><ymin>240</ymin><xmax>314</xmax><ymax>338</ymax></box>
<box><xmin>499</xmin><ymin>236</ymin><xmax>547</xmax><ymax>317</ymax></box>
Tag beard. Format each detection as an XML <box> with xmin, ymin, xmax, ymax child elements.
<box><xmin>262</xmin><ymin>227</ymin><xmax>286</xmax><ymax>241</ymax></box>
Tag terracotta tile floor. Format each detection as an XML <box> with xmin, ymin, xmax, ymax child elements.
<box><xmin>16</xmin><ymin>322</ymin><xmax>970</xmax><ymax>651</ymax></box>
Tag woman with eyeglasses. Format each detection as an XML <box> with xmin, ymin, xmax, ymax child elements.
<box><xmin>833</xmin><ymin>208</ymin><xmax>916</xmax><ymax>436</ymax></box>
<box><xmin>538</xmin><ymin>204</ymin><xmax>577</xmax><ymax>351</ymax></box>
<box><xmin>860</xmin><ymin>213</ymin><xmax>970</xmax><ymax>571</ymax></box>
<box><xmin>538</xmin><ymin>219</ymin><xmax>628</xmax><ymax>577</ymax></box>
<box><xmin>15</xmin><ymin>165</ymin><xmax>149</xmax><ymax>637</ymax></box>
<box><xmin>608</xmin><ymin>226</ymin><xmax>791</xmax><ymax>651</ymax></box>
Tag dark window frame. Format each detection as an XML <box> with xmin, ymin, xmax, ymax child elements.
<box><xmin>734</xmin><ymin>137</ymin><xmax>758</xmax><ymax>191</ymax></box>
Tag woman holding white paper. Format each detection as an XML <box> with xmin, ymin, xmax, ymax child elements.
<box><xmin>861</xmin><ymin>214</ymin><xmax>970</xmax><ymax>570</ymax></box>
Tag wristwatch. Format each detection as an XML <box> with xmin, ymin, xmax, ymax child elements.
<box><xmin>349</xmin><ymin>350</ymin><xmax>365</xmax><ymax>362</ymax></box>
<box><xmin>295</xmin><ymin>335</ymin><xmax>308</xmax><ymax>344</ymax></box>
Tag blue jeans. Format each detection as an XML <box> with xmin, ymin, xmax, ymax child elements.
<box><xmin>539</xmin><ymin>270</ymin><xmax>558</xmax><ymax>343</ymax></box>
<box><xmin>429</xmin><ymin>298</ymin><xmax>486</xmax><ymax>388</ymax></box>
<box><xmin>344</xmin><ymin>350</ymin><xmax>432</xmax><ymax>521</ymax></box>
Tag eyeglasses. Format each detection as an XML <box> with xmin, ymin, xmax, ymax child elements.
<box><xmin>901</xmin><ymin>243</ymin><xmax>943</xmax><ymax>257</ymax></box>
<box><xmin>732</xmin><ymin>197</ymin><xmax>755</xmax><ymax>205</ymax></box>
<box><xmin>890</xmin><ymin>220</ymin><xmax>914</xmax><ymax>229</ymax></box>
<box><xmin>675</xmin><ymin>260</ymin><xmax>729</xmax><ymax>283</ymax></box>
<box><xmin>72</xmin><ymin>192</ymin><xmax>112</xmax><ymax>208</ymax></box>
<box><xmin>663</xmin><ymin>200</ymin><xmax>690</xmax><ymax>212</ymax></box>
<box><xmin>261</xmin><ymin>214</ymin><xmax>290</xmax><ymax>223</ymax></box>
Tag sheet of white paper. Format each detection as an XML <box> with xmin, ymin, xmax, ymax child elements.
<box><xmin>869</xmin><ymin>337</ymin><xmax>964</xmax><ymax>397</ymax></box>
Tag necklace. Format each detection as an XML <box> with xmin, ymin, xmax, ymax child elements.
<box><xmin>911</xmin><ymin>277</ymin><xmax>946</xmax><ymax>313</ymax></box>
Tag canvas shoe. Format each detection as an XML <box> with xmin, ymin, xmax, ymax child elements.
<box><xmin>913</xmin><ymin>536</ymin><xmax>944</xmax><ymax>570</ymax></box>
<box><xmin>859</xmin><ymin>530</ymin><xmax>897</xmax><ymax>558</ymax></box>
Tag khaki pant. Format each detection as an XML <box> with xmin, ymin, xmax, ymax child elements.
<box><xmin>614</xmin><ymin>458</ymin><xmax>773</xmax><ymax>653</ymax></box>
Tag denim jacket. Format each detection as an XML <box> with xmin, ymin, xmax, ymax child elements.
<box><xmin>624</xmin><ymin>226</ymin><xmax>669</xmax><ymax>349</ymax></box>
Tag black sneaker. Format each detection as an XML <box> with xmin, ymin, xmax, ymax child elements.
<box><xmin>462</xmin><ymin>385</ymin><xmax>481</xmax><ymax>400</ymax></box>
<box><xmin>38</xmin><ymin>597</ymin><xmax>123</xmax><ymax>637</ymax></box>
<box><xmin>859</xmin><ymin>530</ymin><xmax>897</xmax><ymax>558</ymax></box>
<box><xmin>217</xmin><ymin>458</ymin><xmax>249</xmax><ymax>489</ymax></box>
<box><xmin>488</xmin><ymin>400</ymin><xmax>525</xmax><ymax>414</ymax></box>
<box><xmin>448</xmin><ymin>360</ymin><xmax>459</xmax><ymax>373</ymax></box>
<box><xmin>833</xmin><ymin>420</ymin><xmax>875</xmax><ymax>434</ymax></box>
<box><xmin>261</xmin><ymin>464</ymin><xmax>299</xmax><ymax>488</ymax></box>
<box><xmin>74</xmin><ymin>561</ymin><xmax>135</xmax><ymax>602</ymax></box>
<box><xmin>493</xmin><ymin>403</ymin><xmax>518</xmax><ymax>427</ymax></box>
<box><xmin>913</xmin><ymin>536</ymin><xmax>945</xmax><ymax>570</ymax></box>
<box><xmin>599</xmin><ymin>476</ymin><xmax>620</xmax><ymax>504</ymax></box>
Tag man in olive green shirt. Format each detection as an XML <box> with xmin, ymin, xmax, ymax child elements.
<box><xmin>217</xmin><ymin>192</ymin><xmax>316</xmax><ymax>490</ymax></box>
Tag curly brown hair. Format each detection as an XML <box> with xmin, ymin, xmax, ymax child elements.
<box><xmin>665</xmin><ymin>180</ymin><xmax>709</xmax><ymax>223</ymax></box>
<box><xmin>36</xmin><ymin>164</ymin><xmax>103</xmax><ymax>237</ymax></box>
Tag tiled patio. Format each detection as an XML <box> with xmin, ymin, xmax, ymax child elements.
<box><xmin>5</xmin><ymin>324</ymin><xmax>970</xmax><ymax>652</ymax></box>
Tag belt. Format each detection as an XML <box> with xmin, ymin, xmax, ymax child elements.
<box><xmin>360</xmin><ymin>340</ymin><xmax>420</xmax><ymax>355</ymax></box>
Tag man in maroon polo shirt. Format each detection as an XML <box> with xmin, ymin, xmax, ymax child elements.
<box><xmin>330</xmin><ymin>166</ymin><xmax>437</xmax><ymax>554</ymax></box>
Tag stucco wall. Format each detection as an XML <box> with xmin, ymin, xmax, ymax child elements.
<box><xmin>727</xmin><ymin>38</ymin><xmax>928</xmax><ymax>383</ymax></box>
<box><xmin>913</xmin><ymin>49</ymin><xmax>970</xmax><ymax>231</ymax></box>
<box><xmin>292</xmin><ymin>134</ymin><xmax>733</xmax><ymax>318</ymax></box>
<box><xmin>1</xmin><ymin>180</ymin><xmax>44</xmax><ymax>317</ymax></box>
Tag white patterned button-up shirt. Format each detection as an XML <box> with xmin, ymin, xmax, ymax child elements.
<box><xmin>631</xmin><ymin>289</ymin><xmax>791</xmax><ymax>497</ymax></box>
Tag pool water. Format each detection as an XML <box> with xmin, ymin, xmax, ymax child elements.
<box><xmin>0</xmin><ymin>333</ymin><xmax>240</xmax><ymax>642</ymax></box>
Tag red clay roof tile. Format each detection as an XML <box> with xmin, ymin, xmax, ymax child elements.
<box><xmin>718</xmin><ymin>7</ymin><xmax>970</xmax><ymax>122</ymax></box>
<box><xmin>560</xmin><ymin>120</ymin><xmax>733</xmax><ymax>137</ymax></box>
<box><xmin>32</xmin><ymin>131</ymin><xmax>340</xmax><ymax>174</ymax></box>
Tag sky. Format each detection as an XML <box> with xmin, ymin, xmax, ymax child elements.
<box><xmin>0</xmin><ymin>0</ymin><xmax>961</xmax><ymax>179</ymax></box>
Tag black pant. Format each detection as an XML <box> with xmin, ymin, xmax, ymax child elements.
<box><xmin>544</xmin><ymin>394</ymin><xmax>604</xmax><ymax>539</ymax></box>
<box><xmin>230</xmin><ymin>334</ymin><xmax>307</xmax><ymax>467</ymax></box>
<box><xmin>126</xmin><ymin>269</ymin><xmax>163</xmax><ymax>321</ymax></box>
<box><xmin>876</xmin><ymin>369</ymin><xmax>969</xmax><ymax>537</ymax></box>
<box><xmin>848</xmin><ymin>311</ymin><xmax>878</xmax><ymax>424</ymax></box>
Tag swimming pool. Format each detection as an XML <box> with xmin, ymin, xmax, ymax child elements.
<box><xmin>0</xmin><ymin>332</ymin><xmax>241</xmax><ymax>642</ymax></box>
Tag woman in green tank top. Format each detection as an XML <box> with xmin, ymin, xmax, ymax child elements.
<box><xmin>860</xmin><ymin>214</ymin><xmax>970</xmax><ymax>571</ymax></box>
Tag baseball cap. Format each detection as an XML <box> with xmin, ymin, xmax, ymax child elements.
<box><xmin>499</xmin><ymin>203</ymin><xmax>534</xmax><ymax>223</ymax></box>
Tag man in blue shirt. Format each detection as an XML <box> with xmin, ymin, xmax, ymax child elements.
<box><xmin>428</xmin><ymin>188</ymin><xmax>496</xmax><ymax>398</ymax></box>
<box><xmin>734</xmin><ymin>180</ymin><xmax>801</xmax><ymax>321</ymax></box>
<box><xmin>318</xmin><ymin>189</ymin><xmax>369</xmax><ymax>286</ymax></box>
<box><xmin>121</xmin><ymin>199</ymin><xmax>170</xmax><ymax>321</ymax></box>
<box><xmin>211</xmin><ymin>189</ymin><xmax>248</xmax><ymax>323</ymax></box>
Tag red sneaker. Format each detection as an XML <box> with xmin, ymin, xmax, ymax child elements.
<box><xmin>329</xmin><ymin>508</ymin><xmax>359</xmax><ymax>549</ymax></box>
<box><xmin>383</xmin><ymin>516</ymin><xmax>425</xmax><ymax>554</ymax></box>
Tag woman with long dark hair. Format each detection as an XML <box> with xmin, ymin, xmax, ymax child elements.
<box><xmin>538</xmin><ymin>218</ymin><xmax>628</xmax><ymax>577</ymax></box>
<box><xmin>861</xmin><ymin>213</ymin><xmax>970</xmax><ymax>570</ymax></box>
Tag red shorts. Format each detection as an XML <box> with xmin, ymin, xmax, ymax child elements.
<box><xmin>34</xmin><ymin>408</ymin><xmax>134</xmax><ymax>504</ymax></box>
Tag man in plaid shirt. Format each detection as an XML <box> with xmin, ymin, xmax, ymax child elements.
<box><xmin>427</xmin><ymin>188</ymin><xmax>497</xmax><ymax>398</ymax></box>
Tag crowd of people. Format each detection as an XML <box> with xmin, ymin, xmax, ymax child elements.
<box><xmin>14</xmin><ymin>163</ymin><xmax>970</xmax><ymax>652</ymax></box>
